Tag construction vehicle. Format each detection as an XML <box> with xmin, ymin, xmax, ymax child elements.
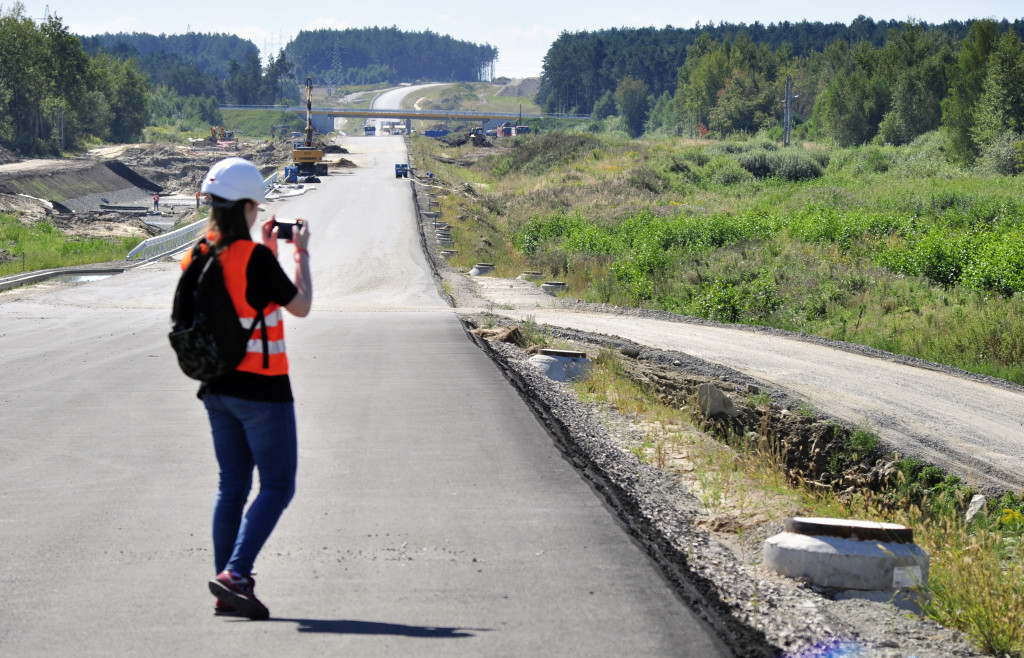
<box><xmin>207</xmin><ymin>126</ymin><xmax>236</xmax><ymax>146</ymax></box>
<box><xmin>291</xmin><ymin>77</ymin><xmax>328</xmax><ymax>182</ymax></box>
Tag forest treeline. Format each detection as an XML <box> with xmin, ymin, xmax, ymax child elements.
<box><xmin>0</xmin><ymin>3</ymin><xmax>497</xmax><ymax>155</ymax></box>
<box><xmin>0</xmin><ymin>5</ymin><xmax>150</xmax><ymax>154</ymax></box>
<box><xmin>540</xmin><ymin>17</ymin><xmax>1024</xmax><ymax>163</ymax></box>
<box><xmin>0</xmin><ymin>3</ymin><xmax>300</xmax><ymax>154</ymax></box>
<box><xmin>284</xmin><ymin>27</ymin><xmax>497</xmax><ymax>85</ymax></box>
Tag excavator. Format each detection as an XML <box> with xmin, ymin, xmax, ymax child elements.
<box><xmin>289</xmin><ymin>77</ymin><xmax>328</xmax><ymax>182</ymax></box>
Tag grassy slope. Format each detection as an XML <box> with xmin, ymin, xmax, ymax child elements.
<box><xmin>415</xmin><ymin>131</ymin><xmax>1024</xmax><ymax>386</ymax></box>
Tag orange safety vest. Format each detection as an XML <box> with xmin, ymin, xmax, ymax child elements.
<box><xmin>181</xmin><ymin>237</ymin><xmax>288</xmax><ymax>376</ymax></box>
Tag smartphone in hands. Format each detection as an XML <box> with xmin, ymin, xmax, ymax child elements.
<box><xmin>274</xmin><ymin>219</ymin><xmax>302</xmax><ymax>240</ymax></box>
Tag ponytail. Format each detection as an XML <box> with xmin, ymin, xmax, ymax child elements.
<box><xmin>207</xmin><ymin>196</ymin><xmax>251</xmax><ymax>248</ymax></box>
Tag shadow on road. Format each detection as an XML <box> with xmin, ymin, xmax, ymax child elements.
<box><xmin>259</xmin><ymin>618</ymin><xmax>490</xmax><ymax>637</ymax></box>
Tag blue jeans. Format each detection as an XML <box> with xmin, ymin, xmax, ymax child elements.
<box><xmin>203</xmin><ymin>394</ymin><xmax>297</xmax><ymax>576</ymax></box>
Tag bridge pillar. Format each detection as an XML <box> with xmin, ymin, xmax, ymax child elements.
<box><xmin>311</xmin><ymin>113</ymin><xmax>334</xmax><ymax>135</ymax></box>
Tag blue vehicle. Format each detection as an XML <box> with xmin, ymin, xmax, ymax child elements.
<box><xmin>395</xmin><ymin>163</ymin><xmax>409</xmax><ymax>178</ymax></box>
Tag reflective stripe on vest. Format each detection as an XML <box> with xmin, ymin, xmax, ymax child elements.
<box><xmin>242</xmin><ymin>308</ymin><xmax>287</xmax><ymax>356</ymax></box>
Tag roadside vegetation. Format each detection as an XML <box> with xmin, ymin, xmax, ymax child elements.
<box><xmin>416</xmin><ymin>130</ymin><xmax>1024</xmax><ymax>385</ymax></box>
<box><xmin>0</xmin><ymin>214</ymin><xmax>141</xmax><ymax>276</ymax></box>
<box><xmin>572</xmin><ymin>346</ymin><xmax>1024</xmax><ymax>656</ymax></box>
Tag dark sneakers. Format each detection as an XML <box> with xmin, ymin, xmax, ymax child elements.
<box><xmin>209</xmin><ymin>570</ymin><xmax>270</xmax><ymax>620</ymax></box>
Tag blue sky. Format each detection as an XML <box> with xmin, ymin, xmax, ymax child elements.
<box><xmin>13</xmin><ymin>1</ymin><xmax>1024</xmax><ymax>78</ymax></box>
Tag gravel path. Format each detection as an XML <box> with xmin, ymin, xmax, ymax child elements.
<box><xmin>450</xmin><ymin>274</ymin><xmax>1024</xmax><ymax>495</ymax></box>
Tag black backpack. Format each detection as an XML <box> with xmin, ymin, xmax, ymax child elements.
<box><xmin>169</xmin><ymin>238</ymin><xmax>266</xmax><ymax>382</ymax></box>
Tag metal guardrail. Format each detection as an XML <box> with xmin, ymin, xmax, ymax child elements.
<box><xmin>125</xmin><ymin>174</ymin><xmax>278</xmax><ymax>261</ymax></box>
<box><xmin>219</xmin><ymin>104</ymin><xmax>590</xmax><ymax>122</ymax></box>
<box><xmin>125</xmin><ymin>217</ymin><xmax>207</xmax><ymax>261</ymax></box>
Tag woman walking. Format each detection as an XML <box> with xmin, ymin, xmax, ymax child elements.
<box><xmin>185</xmin><ymin>157</ymin><xmax>312</xmax><ymax>619</ymax></box>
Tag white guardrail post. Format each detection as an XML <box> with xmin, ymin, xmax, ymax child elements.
<box><xmin>125</xmin><ymin>174</ymin><xmax>278</xmax><ymax>261</ymax></box>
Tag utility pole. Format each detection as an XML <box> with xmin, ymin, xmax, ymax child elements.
<box><xmin>783</xmin><ymin>76</ymin><xmax>792</xmax><ymax>147</ymax></box>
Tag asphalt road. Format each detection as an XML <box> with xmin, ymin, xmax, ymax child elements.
<box><xmin>0</xmin><ymin>136</ymin><xmax>730</xmax><ymax>655</ymax></box>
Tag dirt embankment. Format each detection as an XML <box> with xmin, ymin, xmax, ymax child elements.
<box><xmin>0</xmin><ymin>139</ymin><xmax>299</xmax><ymax>240</ymax></box>
<box><xmin>0</xmin><ymin>144</ymin><xmax>20</xmax><ymax>164</ymax></box>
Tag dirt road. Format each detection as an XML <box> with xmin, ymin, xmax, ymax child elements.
<box><xmin>440</xmin><ymin>265</ymin><xmax>1024</xmax><ymax>495</ymax></box>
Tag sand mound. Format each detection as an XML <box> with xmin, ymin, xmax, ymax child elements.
<box><xmin>495</xmin><ymin>78</ymin><xmax>541</xmax><ymax>98</ymax></box>
<box><xmin>0</xmin><ymin>145</ymin><xmax>21</xmax><ymax>164</ymax></box>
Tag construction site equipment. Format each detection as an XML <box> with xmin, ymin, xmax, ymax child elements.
<box><xmin>203</xmin><ymin>126</ymin><xmax>237</xmax><ymax>148</ymax></box>
<box><xmin>292</xmin><ymin>77</ymin><xmax>328</xmax><ymax>182</ymax></box>
<box><xmin>425</xmin><ymin>123</ymin><xmax>449</xmax><ymax>138</ymax></box>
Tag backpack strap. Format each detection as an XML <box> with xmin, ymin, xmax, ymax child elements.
<box><xmin>253</xmin><ymin>309</ymin><xmax>269</xmax><ymax>369</ymax></box>
<box><xmin>205</xmin><ymin>237</ymin><xmax>272</xmax><ymax>371</ymax></box>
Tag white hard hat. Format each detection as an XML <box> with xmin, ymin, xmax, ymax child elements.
<box><xmin>201</xmin><ymin>157</ymin><xmax>266</xmax><ymax>204</ymax></box>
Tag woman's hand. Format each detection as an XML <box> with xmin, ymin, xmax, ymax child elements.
<box><xmin>292</xmin><ymin>219</ymin><xmax>310</xmax><ymax>250</ymax></box>
<box><xmin>261</xmin><ymin>217</ymin><xmax>279</xmax><ymax>256</ymax></box>
<box><xmin>286</xmin><ymin>218</ymin><xmax>312</xmax><ymax>317</ymax></box>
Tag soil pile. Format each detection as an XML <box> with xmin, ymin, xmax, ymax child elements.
<box><xmin>114</xmin><ymin>142</ymin><xmax>286</xmax><ymax>194</ymax></box>
<box><xmin>495</xmin><ymin>78</ymin><xmax>541</xmax><ymax>98</ymax></box>
<box><xmin>0</xmin><ymin>145</ymin><xmax>20</xmax><ymax>164</ymax></box>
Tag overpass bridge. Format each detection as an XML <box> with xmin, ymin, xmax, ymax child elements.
<box><xmin>220</xmin><ymin>104</ymin><xmax>588</xmax><ymax>135</ymax></box>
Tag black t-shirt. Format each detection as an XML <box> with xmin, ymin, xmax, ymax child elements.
<box><xmin>199</xmin><ymin>244</ymin><xmax>299</xmax><ymax>403</ymax></box>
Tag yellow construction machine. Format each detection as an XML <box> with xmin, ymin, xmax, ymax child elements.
<box><xmin>291</xmin><ymin>77</ymin><xmax>328</xmax><ymax>181</ymax></box>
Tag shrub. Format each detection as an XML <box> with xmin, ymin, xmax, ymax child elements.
<box><xmin>739</xmin><ymin>148</ymin><xmax>824</xmax><ymax>181</ymax></box>
<box><xmin>976</xmin><ymin>132</ymin><xmax>1024</xmax><ymax>176</ymax></box>
<box><xmin>862</xmin><ymin>146</ymin><xmax>892</xmax><ymax>173</ymax></box>
<box><xmin>680</xmin><ymin>147</ymin><xmax>710</xmax><ymax>167</ymax></box>
<box><xmin>693</xmin><ymin>280</ymin><xmax>744</xmax><ymax>323</ymax></box>
<box><xmin>739</xmin><ymin>149</ymin><xmax>773</xmax><ymax>178</ymax></box>
<box><xmin>627</xmin><ymin>165</ymin><xmax>667</xmax><ymax>193</ymax></box>
<box><xmin>807</xmin><ymin>149</ymin><xmax>831</xmax><ymax>169</ymax></box>
<box><xmin>771</xmin><ymin>150</ymin><xmax>824</xmax><ymax>181</ymax></box>
<box><xmin>961</xmin><ymin>227</ymin><xmax>1024</xmax><ymax>295</ymax></box>
<box><xmin>708</xmin><ymin>158</ymin><xmax>754</xmax><ymax>186</ymax></box>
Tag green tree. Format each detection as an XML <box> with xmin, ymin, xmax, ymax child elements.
<box><xmin>674</xmin><ymin>36</ymin><xmax>730</xmax><ymax>136</ymax></box>
<box><xmin>971</xmin><ymin>30</ymin><xmax>1024</xmax><ymax>147</ymax></box>
<box><xmin>0</xmin><ymin>2</ymin><xmax>49</xmax><ymax>153</ymax></box>
<box><xmin>877</xmin><ymin>53</ymin><xmax>949</xmax><ymax>145</ymax></box>
<box><xmin>592</xmin><ymin>89</ymin><xmax>616</xmax><ymax>120</ymax></box>
<box><xmin>942</xmin><ymin>20</ymin><xmax>1000</xmax><ymax>162</ymax></box>
<box><xmin>708</xmin><ymin>69</ymin><xmax>774</xmax><ymax>135</ymax></box>
<box><xmin>226</xmin><ymin>53</ymin><xmax>262</xmax><ymax>105</ymax></box>
<box><xmin>644</xmin><ymin>91</ymin><xmax>676</xmax><ymax>134</ymax></box>
<box><xmin>90</xmin><ymin>54</ymin><xmax>150</xmax><ymax>143</ymax></box>
<box><xmin>261</xmin><ymin>49</ymin><xmax>295</xmax><ymax>104</ymax></box>
<box><xmin>811</xmin><ymin>40</ymin><xmax>888</xmax><ymax>145</ymax></box>
<box><xmin>614</xmin><ymin>76</ymin><xmax>650</xmax><ymax>137</ymax></box>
